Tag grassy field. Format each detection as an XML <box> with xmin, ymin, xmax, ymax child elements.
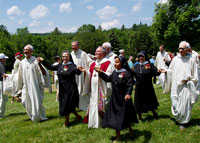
<box><xmin>0</xmin><ymin>84</ymin><xmax>200</xmax><ymax>143</ymax></box>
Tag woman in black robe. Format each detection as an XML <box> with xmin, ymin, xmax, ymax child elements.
<box><xmin>95</xmin><ymin>56</ymin><xmax>138</xmax><ymax>141</ymax></box>
<box><xmin>37</xmin><ymin>51</ymin><xmax>82</xmax><ymax>127</ymax></box>
<box><xmin>133</xmin><ymin>51</ymin><xmax>161</xmax><ymax>120</ymax></box>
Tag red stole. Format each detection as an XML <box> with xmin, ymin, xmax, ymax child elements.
<box><xmin>89</xmin><ymin>61</ymin><xmax>111</xmax><ymax>79</ymax></box>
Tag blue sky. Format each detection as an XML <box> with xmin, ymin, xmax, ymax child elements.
<box><xmin>0</xmin><ymin>0</ymin><xmax>168</xmax><ymax>33</ymax></box>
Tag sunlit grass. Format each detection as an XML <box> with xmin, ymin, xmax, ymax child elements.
<box><xmin>0</xmin><ymin>84</ymin><xmax>200</xmax><ymax>143</ymax></box>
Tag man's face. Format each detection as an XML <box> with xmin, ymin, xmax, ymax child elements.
<box><xmin>103</xmin><ymin>46</ymin><xmax>109</xmax><ymax>54</ymax></box>
<box><xmin>95</xmin><ymin>47</ymin><xmax>105</xmax><ymax>60</ymax></box>
<box><xmin>0</xmin><ymin>58</ymin><xmax>6</xmax><ymax>64</ymax></box>
<box><xmin>72</xmin><ymin>42</ymin><xmax>79</xmax><ymax>52</ymax></box>
<box><xmin>159</xmin><ymin>46</ymin><xmax>164</xmax><ymax>52</ymax></box>
<box><xmin>24</xmin><ymin>46</ymin><xmax>33</xmax><ymax>58</ymax></box>
<box><xmin>179</xmin><ymin>44</ymin><xmax>188</xmax><ymax>56</ymax></box>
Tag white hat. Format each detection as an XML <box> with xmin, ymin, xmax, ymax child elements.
<box><xmin>119</xmin><ymin>49</ymin><xmax>124</xmax><ymax>53</ymax></box>
<box><xmin>0</xmin><ymin>53</ymin><xmax>8</xmax><ymax>59</ymax></box>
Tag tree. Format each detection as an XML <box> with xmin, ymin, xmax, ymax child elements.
<box><xmin>151</xmin><ymin>0</ymin><xmax>200</xmax><ymax>51</ymax></box>
<box><xmin>108</xmin><ymin>30</ymin><xmax>120</xmax><ymax>55</ymax></box>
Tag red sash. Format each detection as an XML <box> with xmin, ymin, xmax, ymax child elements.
<box><xmin>89</xmin><ymin>61</ymin><xmax>111</xmax><ymax>79</ymax></box>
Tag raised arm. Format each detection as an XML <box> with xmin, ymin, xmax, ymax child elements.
<box><xmin>37</xmin><ymin>57</ymin><xmax>58</xmax><ymax>71</ymax></box>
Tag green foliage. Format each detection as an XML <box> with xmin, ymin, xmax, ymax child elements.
<box><xmin>151</xmin><ymin>0</ymin><xmax>200</xmax><ymax>51</ymax></box>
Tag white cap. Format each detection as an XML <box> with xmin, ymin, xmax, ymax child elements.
<box><xmin>119</xmin><ymin>49</ymin><xmax>124</xmax><ymax>53</ymax></box>
<box><xmin>0</xmin><ymin>53</ymin><xmax>8</xmax><ymax>59</ymax></box>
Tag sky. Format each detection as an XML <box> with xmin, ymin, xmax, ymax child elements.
<box><xmin>0</xmin><ymin>0</ymin><xmax>168</xmax><ymax>33</ymax></box>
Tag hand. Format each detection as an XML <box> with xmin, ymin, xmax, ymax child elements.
<box><xmin>163</xmin><ymin>58</ymin><xmax>166</xmax><ymax>62</ymax></box>
<box><xmin>124</xmin><ymin>95</ymin><xmax>131</xmax><ymax>101</ymax></box>
<box><xmin>159</xmin><ymin>69</ymin><xmax>167</xmax><ymax>73</ymax></box>
<box><xmin>2</xmin><ymin>74</ymin><xmax>7</xmax><ymax>78</ymax></box>
<box><xmin>37</xmin><ymin>57</ymin><xmax>44</xmax><ymax>63</ymax></box>
<box><xmin>77</xmin><ymin>66</ymin><xmax>86</xmax><ymax>72</ymax></box>
<box><xmin>94</xmin><ymin>67</ymin><xmax>102</xmax><ymax>73</ymax></box>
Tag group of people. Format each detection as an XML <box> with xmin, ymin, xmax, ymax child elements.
<box><xmin>0</xmin><ymin>40</ymin><xmax>200</xmax><ymax>141</ymax></box>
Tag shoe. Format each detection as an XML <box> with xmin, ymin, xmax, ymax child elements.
<box><xmin>179</xmin><ymin>125</ymin><xmax>185</xmax><ymax>130</ymax></box>
<box><xmin>83</xmin><ymin>116</ymin><xmax>88</xmax><ymax>124</ymax></box>
<box><xmin>153</xmin><ymin>112</ymin><xmax>159</xmax><ymax>119</ymax></box>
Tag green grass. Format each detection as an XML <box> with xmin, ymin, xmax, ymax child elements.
<box><xmin>1</xmin><ymin>84</ymin><xmax>200</xmax><ymax>143</ymax></box>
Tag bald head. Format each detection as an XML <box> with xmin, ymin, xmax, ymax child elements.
<box><xmin>24</xmin><ymin>44</ymin><xmax>34</xmax><ymax>58</ymax></box>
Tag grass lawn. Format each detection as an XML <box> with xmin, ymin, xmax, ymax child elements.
<box><xmin>0</xmin><ymin>84</ymin><xmax>200</xmax><ymax>143</ymax></box>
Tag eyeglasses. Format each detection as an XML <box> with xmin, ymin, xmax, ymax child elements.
<box><xmin>178</xmin><ymin>47</ymin><xmax>186</xmax><ymax>50</ymax></box>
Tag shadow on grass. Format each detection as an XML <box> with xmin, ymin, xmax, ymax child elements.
<box><xmin>143</xmin><ymin>114</ymin><xmax>172</xmax><ymax>122</ymax></box>
<box><xmin>6</xmin><ymin>112</ymin><xmax>26</xmax><ymax>117</ymax></box>
<box><xmin>116</xmin><ymin>129</ymin><xmax>152</xmax><ymax>143</ymax></box>
<box><xmin>187</xmin><ymin>118</ymin><xmax>200</xmax><ymax>127</ymax></box>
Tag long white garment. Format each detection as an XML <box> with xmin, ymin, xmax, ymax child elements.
<box><xmin>11</xmin><ymin>59</ymin><xmax>22</xmax><ymax>97</ymax></box>
<box><xmin>163</xmin><ymin>54</ymin><xmax>199</xmax><ymax>124</ymax></box>
<box><xmin>86</xmin><ymin>58</ymin><xmax>112</xmax><ymax>128</ymax></box>
<box><xmin>155</xmin><ymin>51</ymin><xmax>171</xmax><ymax>89</ymax></box>
<box><xmin>106</xmin><ymin>51</ymin><xmax>117</xmax><ymax>71</ymax></box>
<box><xmin>0</xmin><ymin>81</ymin><xmax>8</xmax><ymax>117</ymax></box>
<box><xmin>18</xmin><ymin>56</ymin><xmax>50</xmax><ymax>121</ymax></box>
<box><xmin>71</xmin><ymin>49</ymin><xmax>93</xmax><ymax>111</ymax></box>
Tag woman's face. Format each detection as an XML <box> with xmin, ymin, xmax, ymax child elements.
<box><xmin>139</xmin><ymin>56</ymin><xmax>145</xmax><ymax>63</ymax></box>
<box><xmin>62</xmin><ymin>52</ymin><xmax>70</xmax><ymax>64</ymax></box>
<box><xmin>114</xmin><ymin>58</ymin><xmax>122</xmax><ymax>70</ymax></box>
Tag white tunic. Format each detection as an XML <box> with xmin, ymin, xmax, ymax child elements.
<box><xmin>155</xmin><ymin>51</ymin><xmax>171</xmax><ymax>89</ymax></box>
<box><xmin>106</xmin><ymin>51</ymin><xmax>117</xmax><ymax>71</ymax></box>
<box><xmin>86</xmin><ymin>58</ymin><xmax>112</xmax><ymax>128</ymax></box>
<box><xmin>71</xmin><ymin>49</ymin><xmax>93</xmax><ymax>111</ymax></box>
<box><xmin>18</xmin><ymin>56</ymin><xmax>50</xmax><ymax>121</ymax></box>
<box><xmin>164</xmin><ymin>54</ymin><xmax>199</xmax><ymax>124</ymax></box>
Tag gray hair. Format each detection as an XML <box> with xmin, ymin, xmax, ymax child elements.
<box><xmin>179</xmin><ymin>41</ymin><xmax>191</xmax><ymax>49</ymax></box>
<box><xmin>98</xmin><ymin>46</ymin><xmax>106</xmax><ymax>55</ymax></box>
<box><xmin>71</xmin><ymin>41</ymin><xmax>79</xmax><ymax>46</ymax></box>
<box><xmin>102</xmin><ymin>42</ymin><xmax>111</xmax><ymax>50</ymax></box>
<box><xmin>24</xmin><ymin>44</ymin><xmax>34</xmax><ymax>51</ymax></box>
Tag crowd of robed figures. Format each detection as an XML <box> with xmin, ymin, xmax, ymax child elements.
<box><xmin>0</xmin><ymin>40</ymin><xmax>200</xmax><ymax>141</ymax></box>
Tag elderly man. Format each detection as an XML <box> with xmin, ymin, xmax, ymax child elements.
<box><xmin>0</xmin><ymin>53</ymin><xmax>8</xmax><ymax>118</ymax></box>
<box><xmin>102</xmin><ymin>42</ymin><xmax>117</xmax><ymax>69</ymax></box>
<box><xmin>155</xmin><ymin>45</ymin><xmax>171</xmax><ymax>88</ymax></box>
<box><xmin>71</xmin><ymin>41</ymin><xmax>93</xmax><ymax>111</ymax></box>
<box><xmin>81</xmin><ymin>46</ymin><xmax>112</xmax><ymax>128</ymax></box>
<box><xmin>17</xmin><ymin>44</ymin><xmax>50</xmax><ymax>121</ymax></box>
<box><xmin>161</xmin><ymin>41</ymin><xmax>199</xmax><ymax>129</ymax></box>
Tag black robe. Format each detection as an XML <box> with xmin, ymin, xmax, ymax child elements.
<box><xmin>42</xmin><ymin>61</ymin><xmax>81</xmax><ymax>116</ymax></box>
<box><xmin>100</xmin><ymin>70</ymin><xmax>138</xmax><ymax>130</ymax></box>
<box><xmin>133</xmin><ymin>62</ymin><xmax>160</xmax><ymax>113</ymax></box>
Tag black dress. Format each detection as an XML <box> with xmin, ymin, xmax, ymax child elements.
<box><xmin>42</xmin><ymin>61</ymin><xmax>81</xmax><ymax>116</ymax></box>
<box><xmin>133</xmin><ymin>62</ymin><xmax>160</xmax><ymax>114</ymax></box>
<box><xmin>100</xmin><ymin>70</ymin><xmax>138</xmax><ymax>130</ymax></box>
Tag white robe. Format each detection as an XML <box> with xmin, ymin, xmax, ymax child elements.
<box><xmin>106</xmin><ymin>51</ymin><xmax>117</xmax><ymax>71</ymax></box>
<box><xmin>86</xmin><ymin>58</ymin><xmax>112</xmax><ymax>128</ymax></box>
<box><xmin>155</xmin><ymin>51</ymin><xmax>171</xmax><ymax>89</ymax></box>
<box><xmin>71</xmin><ymin>49</ymin><xmax>93</xmax><ymax>111</ymax></box>
<box><xmin>163</xmin><ymin>54</ymin><xmax>199</xmax><ymax>124</ymax></box>
<box><xmin>18</xmin><ymin>56</ymin><xmax>50</xmax><ymax>121</ymax></box>
<box><xmin>11</xmin><ymin>59</ymin><xmax>22</xmax><ymax>97</ymax></box>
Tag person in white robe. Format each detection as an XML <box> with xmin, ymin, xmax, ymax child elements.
<box><xmin>0</xmin><ymin>53</ymin><xmax>8</xmax><ymax>118</ymax></box>
<box><xmin>187</xmin><ymin>44</ymin><xmax>200</xmax><ymax>91</ymax></box>
<box><xmin>53</xmin><ymin>55</ymin><xmax>61</xmax><ymax>102</ymax></box>
<box><xmin>161</xmin><ymin>41</ymin><xmax>199</xmax><ymax>129</ymax></box>
<box><xmin>17</xmin><ymin>44</ymin><xmax>50</xmax><ymax>121</ymax></box>
<box><xmin>155</xmin><ymin>45</ymin><xmax>171</xmax><ymax>89</ymax></box>
<box><xmin>11</xmin><ymin>52</ymin><xmax>23</xmax><ymax>102</ymax></box>
<box><xmin>80</xmin><ymin>46</ymin><xmax>112</xmax><ymax>128</ymax></box>
<box><xmin>71</xmin><ymin>41</ymin><xmax>93</xmax><ymax>111</ymax></box>
<box><xmin>102</xmin><ymin>42</ymin><xmax>117</xmax><ymax>70</ymax></box>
